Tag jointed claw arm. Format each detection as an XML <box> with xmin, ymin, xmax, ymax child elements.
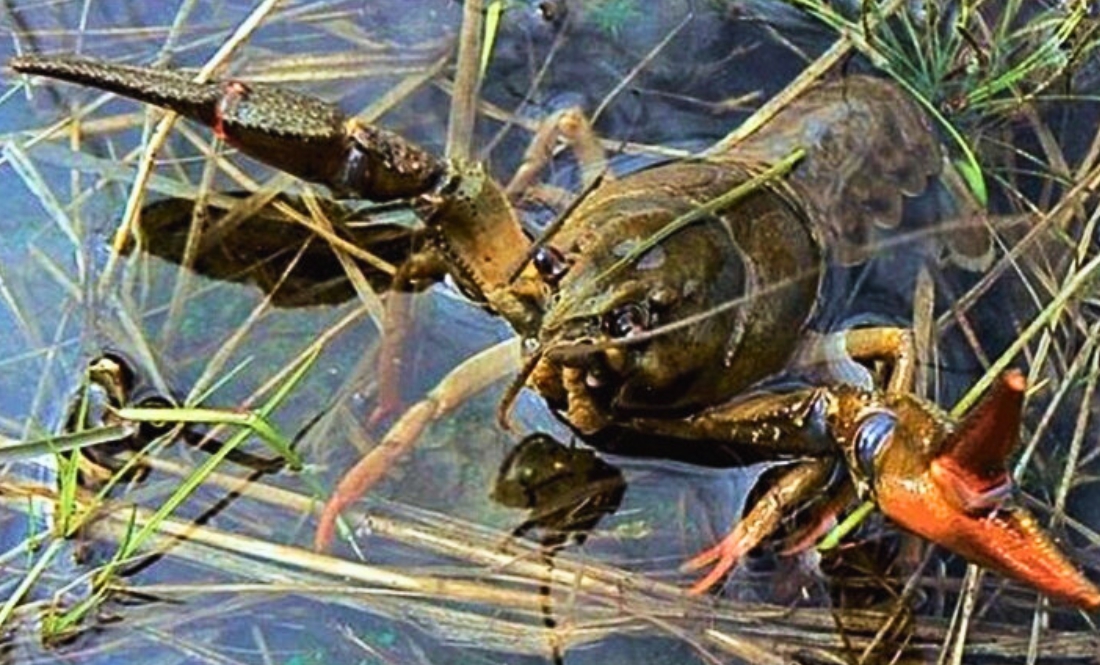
<box><xmin>11</xmin><ymin>54</ymin><xmax>545</xmax><ymax>333</ymax></box>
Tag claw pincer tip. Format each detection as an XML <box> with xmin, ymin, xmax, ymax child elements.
<box><xmin>876</xmin><ymin>371</ymin><xmax>1100</xmax><ymax>610</ymax></box>
<box><xmin>12</xmin><ymin>54</ymin><xmax>222</xmax><ymax>125</ymax></box>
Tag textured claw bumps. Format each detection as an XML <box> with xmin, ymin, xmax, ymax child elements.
<box><xmin>873</xmin><ymin>372</ymin><xmax>1100</xmax><ymax>610</ymax></box>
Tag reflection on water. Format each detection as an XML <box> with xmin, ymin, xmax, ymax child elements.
<box><xmin>0</xmin><ymin>1</ymin><xmax>1098</xmax><ymax>664</ymax></box>
<box><xmin>135</xmin><ymin>194</ymin><xmax>428</xmax><ymax>307</ymax></box>
<box><xmin>493</xmin><ymin>432</ymin><xmax>625</xmax><ymax>548</ymax></box>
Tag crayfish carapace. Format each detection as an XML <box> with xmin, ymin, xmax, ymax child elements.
<box><xmin>12</xmin><ymin>53</ymin><xmax>1099</xmax><ymax>609</ymax></box>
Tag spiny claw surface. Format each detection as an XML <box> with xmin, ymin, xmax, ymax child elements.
<box><xmin>11</xmin><ymin>54</ymin><xmax>445</xmax><ymax>202</ymax></box>
<box><xmin>12</xmin><ymin>54</ymin><xmax>225</xmax><ymax>123</ymax></box>
<box><xmin>873</xmin><ymin>371</ymin><xmax>1100</xmax><ymax>609</ymax></box>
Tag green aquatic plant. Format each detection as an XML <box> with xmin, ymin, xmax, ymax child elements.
<box><xmin>857</xmin><ymin>1</ymin><xmax>1094</xmax><ymax>117</ymax></box>
<box><xmin>585</xmin><ymin>0</ymin><xmax>643</xmax><ymax>38</ymax></box>
<box><xmin>787</xmin><ymin>0</ymin><xmax>1100</xmax><ymax>203</ymax></box>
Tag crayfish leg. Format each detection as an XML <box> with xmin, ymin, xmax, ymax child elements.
<box><xmin>839</xmin><ymin>327</ymin><xmax>916</xmax><ymax>396</ymax></box>
<box><xmin>366</xmin><ymin>292</ymin><xmax>417</xmax><ymax>430</ymax></box>
<box><xmin>315</xmin><ymin>338</ymin><xmax>522</xmax><ymax>551</ymax></box>
<box><xmin>366</xmin><ymin>252</ymin><xmax>452</xmax><ymax>428</ymax></box>
<box><xmin>777</xmin><ymin>480</ymin><xmax>857</xmax><ymax>556</ymax></box>
<box><xmin>685</xmin><ymin>457</ymin><xmax>834</xmax><ymax>594</ymax></box>
<box><xmin>504</xmin><ymin>106</ymin><xmax>609</xmax><ymax>203</ymax></box>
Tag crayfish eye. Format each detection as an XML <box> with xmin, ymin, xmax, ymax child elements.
<box><xmin>854</xmin><ymin>411</ymin><xmax>897</xmax><ymax>482</ymax></box>
<box><xmin>603</xmin><ymin>303</ymin><xmax>650</xmax><ymax>338</ymax></box>
<box><xmin>533</xmin><ymin>246</ymin><xmax>569</xmax><ymax>284</ymax></box>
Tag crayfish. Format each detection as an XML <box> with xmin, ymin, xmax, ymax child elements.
<box><xmin>11</xmin><ymin>52</ymin><xmax>1100</xmax><ymax>610</ymax></box>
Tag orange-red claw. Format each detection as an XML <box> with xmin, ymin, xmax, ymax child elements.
<box><xmin>936</xmin><ymin>369</ymin><xmax>1024</xmax><ymax>503</ymax></box>
<box><xmin>927</xmin><ymin>371</ymin><xmax>1023</xmax><ymax>515</ymax></box>
<box><xmin>877</xmin><ymin>370</ymin><xmax>1100</xmax><ymax>610</ymax></box>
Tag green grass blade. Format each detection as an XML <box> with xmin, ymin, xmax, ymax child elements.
<box><xmin>0</xmin><ymin>424</ymin><xmax>136</xmax><ymax>463</ymax></box>
<box><xmin>817</xmin><ymin>500</ymin><xmax>875</xmax><ymax>552</ymax></box>
<box><xmin>480</xmin><ymin>0</ymin><xmax>505</xmax><ymax>78</ymax></box>
<box><xmin>0</xmin><ymin>538</ymin><xmax>63</xmax><ymax>631</ymax></box>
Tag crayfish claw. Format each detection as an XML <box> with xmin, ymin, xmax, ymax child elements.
<box><xmin>12</xmin><ymin>54</ymin><xmax>223</xmax><ymax>124</ymax></box>
<box><xmin>11</xmin><ymin>54</ymin><xmax>446</xmax><ymax>204</ymax></box>
<box><xmin>925</xmin><ymin>372</ymin><xmax>1024</xmax><ymax>515</ymax></box>
<box><xmin>867</xmin><ymin>371</ymin><xmax>1100</xmax><ymax>609</ymax></box>
<box><xmin>937</xmin><ymin>369</ymin><xmax>1025</xmax><ymax>485</ymax></box>
<box><xmin>929</xmin><ymin>456</ymin><xmax>1014</xmax><ymax>515</ymax></box>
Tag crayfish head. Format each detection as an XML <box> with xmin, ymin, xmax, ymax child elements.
<box><xmin>836</xmin><ymin>372</ymin><xmax>1100</xmax><ymax>610</ymax></box>
<box><xmin>529</xmin><ymin>206</ymin><xmax>751</xmax><ymax>434</ymax></box>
